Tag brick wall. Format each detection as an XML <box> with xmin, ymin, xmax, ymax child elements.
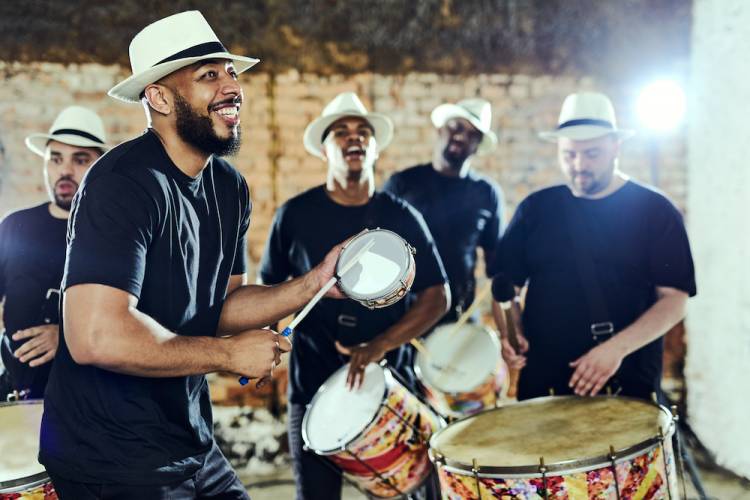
<box><xmin>0</xmin><ymin>62</ymin><xmax>687</xmax><ymax>277</ymax></box>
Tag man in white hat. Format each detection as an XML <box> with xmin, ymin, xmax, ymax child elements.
<box><xmin>260</xmin><ymin>91</ymin><xmax>448</xmax><ymax>499</ymax></box>
<box><xmin>0</xmin><ymin>105</ymin><xmax>108</xmax><ymax>400</ymax></box>
<box><xmin>494</xmin><ymin>91</ymin><xmax>695</xmax><ymax>401</ymax></box>
<box><xmin>384</xmin><ymin>98</ymin><xmax>505</xmax><ymax>323</ymax></box>
<box><xmin>40</xmin><ymin>11</ymin><xmax>344</xmax><ymax>499</ymax></box>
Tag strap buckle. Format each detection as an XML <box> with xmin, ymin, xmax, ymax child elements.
<box><xmin>591</xmin><ymin>322</ymin><xmax>614</xmax><ymax>339</ymax></box>
<box><xmin>337</xmin><ymin>314</ymin><xmax>357</xmax><ymax>328</ymax></box>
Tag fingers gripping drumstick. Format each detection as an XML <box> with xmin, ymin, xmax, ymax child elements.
<box><xmin>239</xmin><ymin>239</ymin><xmax>376</xmax><ymax>386</ymax></box>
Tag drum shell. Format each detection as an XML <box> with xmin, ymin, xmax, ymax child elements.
<box><xmin>428</xmin><ymin>396</ymin><xmax>679</xmax><ymax>499</ymax></box>
<box><xmin>303</xmin><ymin>366</ymin><xmax>443</xmax><ymax>498</ymax></box>
<box><xmin>0</xmin><ymin>400</ymin><xmax>58</xmax><ymax>498</ymax></box>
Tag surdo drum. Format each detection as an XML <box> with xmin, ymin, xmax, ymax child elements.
<box><xmin>0</xmin><ymin>401</ymin><xmax>57</xmax><ymax>499</ymax></box>
<box><xmin>429</xmin><ymin>396</ymin><xmax>679</xmax><ymax>499</ymax></box>
<box><xmin>415</xmin><ymin>323</ymin><xmax>507</xmax><ymax>419</ymax></box>
<box><xmin>303</xmin><ymin>363</ymin><xmax>443</xmax><ymax>498</ymax></box>
<box><xmin>336</xmin><ymin>229</ymin><xmax>416</xmax><ymax>309</ymax></box>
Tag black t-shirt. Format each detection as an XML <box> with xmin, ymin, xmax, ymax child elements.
<box><xmin>496</xmin><ymin>181</ymin><xmax>696</xmax><ymax>397</ymax></box>
<box><xmin>0</xmin><ymin>203</ymin><xmax>67</xmax><ymax>397</ymax></box>
<box><xmin>259</xmin><ymin>186</ymin><xmax>447</xmax><ymax>405</ymax></box>
<box><xmin>39</xmin><ymin>130</ymin><xmax>251</xmax><ymax>485</ymax></box>
<box><xmin>384</xmin><ymin>164</ymin><xmax>504</xmax><ymax>320</ymax></box>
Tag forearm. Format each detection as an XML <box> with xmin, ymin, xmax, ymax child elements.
<box><xmin>608</xmin><ymin>293</ymin><xmax>688</xmax><ymax>357</ymax></box>
<box><xmin>373</xmin><ymin>284</ymin><xmax>448</xmax><ymax>352</ymax></box>
<box><xmin>218</xmin><ymin>275</ymin><xmax>316</xmax><ymax>334</ymax></box>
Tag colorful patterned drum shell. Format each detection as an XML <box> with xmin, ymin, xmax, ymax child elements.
<box><xmin>429</xmin><ymin>396</ymin><xmax>678</xmax><ymax>499</ymax></box>
<box><xmin>415</xmin><ymin>323</ymin><xmax>507</xmax><ymax>418</ymax></box>
<box><xmin>303</xmin><ymin>363</ymin><xmax>443</xmax><ymax>498</ymax></box>
<box><xmin>336</xmin><ymin>229</ymin><xmax>416</xmax><ymax>310</ymax></box>
<box><xmin>0</xmin><ymin>400</ymin><xmax>57</xmax><ymax>499</ymax></box>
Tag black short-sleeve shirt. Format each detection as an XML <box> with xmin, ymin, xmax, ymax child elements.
<box><xmin>259</xmin><ymin>186</ymin><xmax>448</xmax><ymax>405</ymax></box>
<box><xmin>496</xmin><ymin>181</ymin><xmax>696</xmax><ymax>397</ymax></box>
<box><xmin>0</xmin><ymin>203</ymin><xmax>67</xmax><ymax>397</ymax></box>
<box><xmin>39</xmin><ymin>129</ymin><xmax>251</xmax><ymax>485</ymax></box>
<box><xmin>384</xmin><ymin>164</ymin><xmax>504</xmax><ymax>319</ymax></box>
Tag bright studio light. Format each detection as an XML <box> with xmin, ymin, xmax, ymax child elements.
<box><xmin>636</xmin><ymin>80</ymin><xmax>686</xmax><ymax>131</ymax></box>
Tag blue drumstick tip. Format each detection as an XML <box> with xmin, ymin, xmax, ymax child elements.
<box><xmin>281</xmin><ymin>327</ymin><xmax>293</xmax><ymax>337</ymax></box>
<box><xmin>239</xmin><ymin>376</ymin><xmax>249</xmax><ymax>386</ymax></box>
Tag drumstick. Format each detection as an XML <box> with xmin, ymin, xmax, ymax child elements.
<box><xmin>446</xmin><ymin>280</ymin><xmax>493</xmax><ymax>337</ymax></box>
<box><xmin>239</xmin><ymin>239</ymin><xmax>375</xmax><ymax>386</ymax></box>
<box><xmin>410</xmin><ymin>338</ymin><xmax>430</xmax><ymax>358</ymax></box>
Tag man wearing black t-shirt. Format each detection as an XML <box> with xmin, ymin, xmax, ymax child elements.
<box><xmin>384</xmin><ymin>98</ymin><xmax>504</xmax><ymax>322</ymax></box>
<box><xmin>41</xmin><ymin>12</ymin><xmax>345</xmax><ymax>499</ymax></box>
<box><xmin>494</xmin><ymin>92</ymin><xmax>696</xmax><ymax>401</ymax></box>
<box><xmin>260</xmin><ymin>92</ymin><xmax>449</xmax><ymax>500</ymax></box>
<box><xmin>0</xmin><ymin>106</ymin><xmax>108</xmax><ymax>400</ymax></box>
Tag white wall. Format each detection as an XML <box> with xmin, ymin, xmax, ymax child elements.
<box><xmin>687</xmin><ymin>0</ymin><xmax>750</xmax><ymax>478</ymax></box>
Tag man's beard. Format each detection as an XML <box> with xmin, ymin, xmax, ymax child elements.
<box><xmin>53</xmin><ymin>178</ymin><xmax>78</xmax><ymax>211</ymax></box>
<box><xmin>442</xmin><ymin>143</ymin><xmax>469</xmax><ymax>171</ymax></box>
<box><xmin>174</xmin><ymin>93</ymin><xmax>241</xmax><ymax>157</ymax></box>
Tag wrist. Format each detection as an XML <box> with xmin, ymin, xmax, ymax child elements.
<box><xmin>214</xmin><ymin>336</ymin><xmax>234</xmax><ymax>373</ymax></box>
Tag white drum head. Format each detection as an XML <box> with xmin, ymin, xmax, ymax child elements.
<box><xmin>337</xmin><ymin>230</ymin><xmax>409</xmax><ymax>299</ymax></box>
<box><xmin>0</xmin><ymin>401</ymin><xmax>46</xmax><ymax>484</ymax></box>
<box><xmin>303</xmin><ymin>363</ymin><xmax>386</xmax><ymax>453</ymax></box>
<box><xmin>416</xmin><ymin>323</ymin><xmax>500</xmax><ymax>393</ymax></box>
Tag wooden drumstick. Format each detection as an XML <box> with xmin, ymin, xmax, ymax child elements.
<box><xmin>239</xmin><ymin>239</ymin><xmax>375</xmax><ymax>386</ymax></box>
<box><xmin>410</xmin><ymin>338</ymin><xmax>431</xmax><ymax>358</ymax></box>
<box><xmin>446</xmin><ymin>280</ymin><xmax>493</xmax><ymax>337</ymax></box>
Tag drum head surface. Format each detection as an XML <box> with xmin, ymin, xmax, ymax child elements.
<box><xmin>304</xmin><ymin>363</ymin><xmax>386</xmax><ymax>453</ymax></box>
<box><xmin>0</xmin><ymin>401</ymin><xmax>46</xmax><ymax>483</ymax></box>
<box><xmin>338</xmin><ymin>230</ymin><xmax>409</xmax><ymax>299</ymax></box>
<box><xmin>431</xmin><ymin>397</ymin><xmax>671</xmax><ymax>467</ymax></box>
<box><xmin>417</xmin><ymin>323</ymin><xmax>500</xmax><ymax>393</ymax></box>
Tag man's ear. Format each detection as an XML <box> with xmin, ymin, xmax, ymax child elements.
<box><xmin>143</xmin><ymin>84</ymin><xmax>173</xmax><ymax>116</ymax></box>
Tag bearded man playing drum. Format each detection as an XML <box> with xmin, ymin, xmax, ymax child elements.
<box><xmin>259</xmin><ymin>91</ymin><xmax>449</xmax><ymax>500</ymax></box>
<box><xmin>494</xmin><ymin>92</ymin><xmax>696</xmax><ymax>401</ymax></box>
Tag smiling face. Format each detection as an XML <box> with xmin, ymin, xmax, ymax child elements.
<box><xmin>436</xmin><ymin>117</ymin><xmax>483</xmax><ymax>171</ymax></box>
<box><xmin>558</xmin><ymin>134</ymin><xmax>620</xmax><ymax>196</ymax></box>
<box><xmin>43</xmin><ymin>141</ymin><xmax>101</xmax><ymax>210</ymax></box>
<box><xmin>155</xmin><ymin>59</ymin><xmax>243</xmax><ymax>156</ymax></box>
<box><xmin>322</xmin><ymin>116</ymin><xmax>377</xmax><ymax>176</ymax></box>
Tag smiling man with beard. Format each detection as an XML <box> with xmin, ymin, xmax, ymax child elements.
<box><xmin>384</xmin><ymin>98</ymin><xmax>505</xmax><ymax>323</ymax></box>
<box><xmin>39</xmin><ymin>11</ymin><xmax>345</xmax><ymax>499</ymax></box>
<box><xmin>0</xmin><ymin>106</ymin><xmax>107</xmax><ymax>400</ymax></box>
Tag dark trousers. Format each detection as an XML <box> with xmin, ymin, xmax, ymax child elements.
<box><xmin>49</xmin><ymin>441</ymin><xmax>249</xmax><ymax>500</ymax></box>
<box><xmin>288</xmin><ymin>403</ymin><xmax>441</xmax><ymax>500</ymax></box>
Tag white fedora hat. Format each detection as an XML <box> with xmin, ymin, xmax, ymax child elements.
<box><xmin>25</xmin><ymin>106</ymin><xmax>109</xmax><ymax>157</ymax></box>
<box><xmin>303</xmin><ymin>92</ymin><xmax>394</xmax><ymax>159</ymax></box>
<box><xmin>431</xmin><ymin>98</ymin><xmax>498</xmax><ymax>155</ymax></box>
<box><xmin>539</xmin><ymin>92</ymin><xmax>635</xmax><ymax>142</ymax></box>
<box><xmin>108</xmin><ymin>11</ymin><xmax>259</xmax><ymax>103</ymax></box>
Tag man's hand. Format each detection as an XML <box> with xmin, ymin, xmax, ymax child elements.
<box><xmin>308</xmin><ymin>240</ymin><xmax>349</xmax><ymax>299</ymax></box>
<box><xmin>569</xmin><ymin>339</ymin><xmax>627</xmax><ymax>396</ymax></box>
<box><xmin>13</xmin><ymin>325</ymin><xmax>59</xmax><ymax>367</ymax></box>
<box><xmin>335</xmin><ymin>339</ymin><xmax>388</xmax><ymax>390</ymax></box>
<box><xmin>227</xmin><ymin>329</ymin><xmax>292</xmax><ymax>389</ymax></box>
<box><xmin>500</xmin><ymin>332</ymin><xmax>529</xmax><ymax>370</ymax></box>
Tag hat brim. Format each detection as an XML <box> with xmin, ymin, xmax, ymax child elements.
<box><xmin>539</xmin><ymin>125</ymin><xmax>635</xmax><ymax>143</ymax></box>
<box><xmin>108</xmin><ymin>52</ymin><xmax>260</xmax><ymax>103</ymax></box>
<box><xmin>25</xmin><ymin>133</ymin><xmax>110</xmax><ymax>157</ymax></box>
<box><xmin>303</xmin><ymin>112</ymin><xmax>394</xmax><ymax>159</ymax></box>
<box><xmin>431</xmin><ymin>103</ymin><xmax>498</xmax><ymax>155</ymax></box>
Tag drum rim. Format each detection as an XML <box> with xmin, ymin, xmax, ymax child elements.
<box><xmin>335</xmin><ymin>228</ymin><xmax>412</xmax><ymax>301</ymax></box>
<box><xmin>0</xmin><ymin>399</ymin><xmax>50</xmax><ymax>490</ymax></box>
<box><xmin>301</xmin><ymin>363</ymin><xmax>390</xmax><ymax>455</ymax></box>
<box><xmin>414</xmin><ymin>323</ymin><xmax>501</xmax><ymax>395</ymax></box>
<box><xmin>428</xmin><ymin>395</ymin><xmax>676</xmax><ymax>476</ymax></box>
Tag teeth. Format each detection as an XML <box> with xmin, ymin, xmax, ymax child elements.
<box><xmin>346</xmin><ymin>146</ymin><xmax>362</xmax><ymax>153</ymax></box>
<box><xmin>216</xmin><ymin>107</ymin><xmax>238</xmax><ymax>117</ymax></box>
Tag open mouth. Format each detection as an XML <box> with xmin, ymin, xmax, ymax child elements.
<box><xmin>55</xmin><ymin>179</ymin><xmax>77</xmax><ymax>196</ymax></box>
<box><xmin>344</xmin><ymin>145</ymin><xmax>365</xmax><ymax>161</ymax></box>
<box><xmin>210</xmin><ymin>102</ymin><xmax>241</xmax><ymax>127</ymax></box>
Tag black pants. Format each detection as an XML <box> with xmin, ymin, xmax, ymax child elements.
<box><xmin>49</xmin><ymin>441</ymin><xmax>249</xmax><ymax>500</ymax></box>
<box><xmin>288</xmin><ymin>403</ymin><xmax>441</xmax><ymax>500</ymax></box>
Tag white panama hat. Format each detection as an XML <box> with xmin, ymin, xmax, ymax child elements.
<box><xmin>539</xmin><ymin>92</ymin><xmax>635</xmax><ymax>142</ymax></box>
<box><xmin>108</xmin><ymin>10</ymin><xmax>260</xmax><ymax>103</ymax></box>
<box><xmin>431</xmin><ymin>98</ymin><xmax>498</xmax><ymax>155</ymax></box>
<box><xmin>25</xmin><ymin>106</ymin><xmax>109</xmax><ymax>157</ymax></box>
<box><xmin>303</xmin><ymin>92</ymin><xmax>394</xmax><ymax>159</ymax></box>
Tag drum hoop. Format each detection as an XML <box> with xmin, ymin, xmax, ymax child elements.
<box><xmin>0</xmin><ymin>399</ymin><xmax>48</xmax><ymax>491</ymax></box>
<box><xmin>414</xmin><ymin>325</ymin><xmax>501</xmax><ymax>395</ymax></box>
<box><xmin>301</xmin><ymin>365</ymin><xmax>392</xmax><ymax>456</ymax></box>
<box><xmin>428</xmin><ymin>395</ymin><xmax>676</xmax><ymax>476</ymax></box>
<box><xmin>335</xmin><ymin>228</ymin><xmax>413</xmax><ymax>302</ymax></box>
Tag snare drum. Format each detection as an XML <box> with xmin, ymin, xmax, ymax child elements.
<box><xmin>429</xmin><ymin>397</ymin><xmax>678</xmax><ymax>499</ymax></box>
<box><xmin>303</xmin><ymin>363</ymin><xmax>443</xmax><ymax>498</ymax></box>
<box><xmin>0</xmin><ymin>401</ymin><xmax>57</xmax><ymax>499</ymax></box>
<box><xmin>336</xmin><ymin>229</ymin><xmax>415</xmax><ymax>309</ymax></box>
<box><xmin>415</xmin><ymin>323</ymin><xmax>507</xmax><ymax>419</ymax></box>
